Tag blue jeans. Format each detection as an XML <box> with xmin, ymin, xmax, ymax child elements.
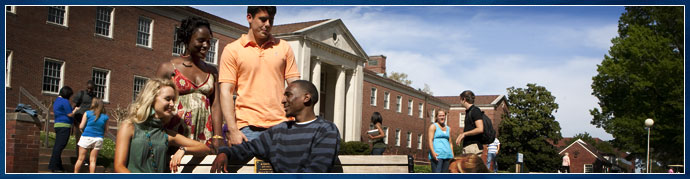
<box><xmin>486</xmin><ymin>153</ymin><xmax>498</xmax><ymax>173</ymax></box>
<box><xmin>371</xmin><ymin>148</ymin><xmax>385</xmax><ymax>155</ymax></box>
<box><xmin>430</xmin><ymin>158</ymin><xmax>451</xmax><ymax>173</ymax></box>
<box><xmin>49</xmin><ymin>127</ymin><xmax>71</xmax><ymax>170</ymax></box>
<box><xmin>240</xmin><ymin>126</ymin><xmax>267</xmax><ymax>141</ymax></box>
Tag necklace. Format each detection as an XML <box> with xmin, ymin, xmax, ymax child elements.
<box><xmin>146</xmin><ymin>131</ymin><xmax>158</xmax><ymax>172</ymax></box>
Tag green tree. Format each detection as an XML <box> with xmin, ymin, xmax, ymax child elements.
<box><xmin>388</xmin><ymin>71</ymin><xmax>412</xmax><ymax>86</ymax></box>
<box><xmin>590</xmin><ymin>6</ymin><xmax>683</xmax><ymax>167</ymax></box>
<box><xmin>497</xmin><ymin>83</ymin><xmax>562</xmax><ymax>172</ymax></box>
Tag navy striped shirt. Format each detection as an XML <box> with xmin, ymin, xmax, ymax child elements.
<box><xmin>218</xmin><ymin>117</ymin><xmax>340</xmax><ymax>173</ymax></box>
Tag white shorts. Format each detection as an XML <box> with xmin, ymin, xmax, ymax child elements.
<box><xmin>77</xmin><ymin>136</ymin><xmax>104</xmax><ymax>150</ymax></box>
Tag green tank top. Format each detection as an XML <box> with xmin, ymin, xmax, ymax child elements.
<box><xmin>127</xmin><ymin>117</ymin><xmax>168</xmax><ymax>173</ymax></box>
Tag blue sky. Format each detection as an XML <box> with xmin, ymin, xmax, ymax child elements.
<box><xmin>194</xmin><ymin>6</ymin><xmax>625</xmax><ymax>140</ymax></box>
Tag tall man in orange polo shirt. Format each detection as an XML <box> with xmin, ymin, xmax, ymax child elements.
<box><xmin>218</xmin><ymin>6</ymin><xmax>301</xmax><ymax>146</ymax></box>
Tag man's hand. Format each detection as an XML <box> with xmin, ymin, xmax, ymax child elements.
<box><xmin>169</xmin><ymin>148</ymin><xmax>185</xmax><ymax>173</ymax></box>
<box><xmin>455</xmin><ymin>133</ymin><xmax>465</xmax><ymax>145</ymax></box>
<box><xmin>210</xmin><ymin>153</ymin><xmax>228</xmax><ymax>173</ymax></box>
<box><xmin>226</xmin><ymin>129</ymin><xmax>248</xmax><ymax>146</ymax></box>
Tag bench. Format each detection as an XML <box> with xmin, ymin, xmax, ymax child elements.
<box><xmin>175</xmin><ymin>155</ymin><xmax>412</xmax><ymax>173</ymax></box>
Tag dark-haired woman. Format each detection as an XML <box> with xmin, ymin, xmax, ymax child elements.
<box><xmin>155</xmin><ymin>17</ymin><xmax>222</xmax><ymax>163</ymax></box>
<box><xmin>367</xmin><ymin>112</ymin><xmax>386</xmax><ymax>155</ymax></box>
<box><xmin>49</xmin><ymin>86</ymin><xmax>80</xmax><ymax>173</ymax></box>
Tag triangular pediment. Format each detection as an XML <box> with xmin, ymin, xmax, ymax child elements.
<box><xmin>273</xmin><ymin>19</ymin><xmax>368</xmax><ymax>59</ymax></box>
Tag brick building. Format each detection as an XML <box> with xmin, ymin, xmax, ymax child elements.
<box><xmin>5</xmin><ymin>6</ymin><xmax>246</xmax><ymax>134</ymax></box>
<box><xmin>554</xmin><ymin>138</ymin><xmax>634</xmax><ymax>173</ymax></box>
<box><xmin>361</xmin><ymin>55</ymin><xmax>449</xmax><ymax>161</ymax></box>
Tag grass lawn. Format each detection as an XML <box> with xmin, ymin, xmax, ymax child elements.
<box><xmin>40</xmin><ymin>131</ymin><xmax>115</xmax><ymax>169</ymax></box>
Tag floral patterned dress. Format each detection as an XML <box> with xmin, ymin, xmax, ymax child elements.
<box><xmin>164</xmin><ymin>64</ymin><xmax>215</xmax><ymax>146</ymax></box>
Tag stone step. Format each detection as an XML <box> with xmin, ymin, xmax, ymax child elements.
<box><xmin>40</xmin><ymin>148</ymin><xmax>77</xmax><ymax>157</ymax></box>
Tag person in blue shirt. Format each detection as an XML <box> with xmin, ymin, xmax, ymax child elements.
<box><xmin>74</xmin><ymin>98</ymin><xmax>108</xmax><ymax>173</ymax></box>
<box><xmin>49</xmin><ymin>86</ymin><xmax>80</xmax><ymax>173</ymax></box>
<box><xmin>428</xmin><ymin>110</ymin><xmax>453</xmax><ymax>173</ymax></box>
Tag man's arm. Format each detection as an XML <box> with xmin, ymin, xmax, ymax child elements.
<box><xmin>302</xmin><ymin>124</ymin><xmax>340</xmax><ymax>173</ymax></box>
<box><xmin>219</xmin><ymin>82</ymin><xmax>247</xmax><ymax>146</ymax></box>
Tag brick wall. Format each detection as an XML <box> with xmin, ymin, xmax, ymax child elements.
<box><xmin>361</xmin><ymin>79</ymin><xmax>449</xmax><ymax>162</ymax></box>
<box><xmin>6</xmin><ymin>113</ymin><xmax>41</xmax><ymax>173</ymax></box>
<box><xmin>562</xmin><ymin>143</ymin><xmax>599</xmax><ymax>173</ymax></box>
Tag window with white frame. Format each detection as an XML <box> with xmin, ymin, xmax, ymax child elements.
<box><xmin>95</xmin><ymin>7</ymin><xmax>114</xmax><ymax>37</ymax></box>
<box><xmin>396</xmin><ymin>96</ymin><xmax>402</xmax><ymax>113</ymax></box>
<box><xmin>395</xmin><ymin>129</ymin><xmax>400</xmax><ymax>146</ymax></box>
<box><xmin>417</xmin><ymin>134</ymin><xmax>423</xmax><ymax>149</ymax></box>
<box><xmin>42</xmin><ymin>58</ymin><xmax>64</xmax><ymax>94</ymax></box>
<box><xmin>383</xmin><ymin>127</ymin><xmax>389</xmax><ymax>144</ymax></box>
<box><xmin>408</xmin><ymin>100</ymin><xmax>413</xmax><ymax>116</ymax></box>
<box><xmin>7</xmin><ymin>6</ymin><xmax>15</xmax><ymax>13</ymax></box>
<box><xmin>137</xmin><ymin>17</ymin><xmax>153</xmax><ymax>47</ymax></box>
<box><xmin>431</xmin><ymin>109</ymin><xmax>436</xmax><ymax>123</ymax></box>
<box><xmin>205</xmin><ymin>38</ymin><xmax>218</xmax><ymax>64</ymax></box>
<box><xmin>406</xmin><ymin>132</ymin><xmax>412</xmax><ymax>148</ymax></box>
<box><xmin>370</xmin><ymin>88</ymin><xmax>377</xmax><ymax>106</ymax></box>
<box><xmin>460</xmin><ymin>113</ymin><xmax>465</xmax><ymax>128</ymax></box>
<box><xmin>418</xmin><ymin>103</ymin><xmax>424</xmax><ymax>119</ymax></box>
<box><xmin>383</xmin><ymin>92</ymin><xmax>390</xmax><ymax>109</ymax></box>
<box><xmin>47</xmin><ymin>6</ymin><xmax>68</xmax><ymax>26</ymax></box>
<box><xmin>172</xmin><ymin>27</ymin><xmax>185</xmax><ymax>56</ymax></box>
<box><xmin>92</xmin><ymin>68</ymin><xmax>111</xmax><ymax>101</ymax></box>
<box><xmin>584</xmin><ymin>164</ymin><xmax>593</xmax><ymax>173</ymax></box>
<box><xmin>133</xmin><ymin>76</ymin><xmax>148</xmax><ymax>101</ymax></box>
<box><xmin>6</xmin><ymin>50</ymin><xmax>12</xmax><ymax>87</ymax></box>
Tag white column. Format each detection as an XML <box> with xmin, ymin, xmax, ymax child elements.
<box><xmin>345</xmin><ymin>68</ymin><xmax>355</xmax><ymax>141</ymax></box>
<box><xmin>333</xmin><ymin>66</ymin><xmax>346</xmax><ymax>139</ymax></box>
<box><xmin>311</xmin><ymin>57</ymin><xmax>321</xmax><ymax>115</ymax></box>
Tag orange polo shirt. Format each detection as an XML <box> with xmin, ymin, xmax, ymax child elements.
<box><xmin>218</xmin><ymin>34</ymin><xmax>300</xmax><ymax>129</ymax></box>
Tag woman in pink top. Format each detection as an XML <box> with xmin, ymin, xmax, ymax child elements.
<box><xmin>562</xmin><ymin>152</ymin><xmax>571</xmax><ymax>173</ymax></box>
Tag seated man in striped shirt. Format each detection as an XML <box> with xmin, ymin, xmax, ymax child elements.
<box><xmin>211</xmin><ymin>80</ymin><xmax>341</xmax><ymax>173</ymax></box>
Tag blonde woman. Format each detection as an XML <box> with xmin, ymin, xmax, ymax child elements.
<box><xmin>74</xmin><ymin>98</ymin><xmax>108</xmax><ymax>173</ymax></box>
<box><xmin>114</xmin><ymin>78</ymin><xmax>212</xmax><ymax>173</ymax></box>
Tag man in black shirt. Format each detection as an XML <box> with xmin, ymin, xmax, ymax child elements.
<box><xmin>455</xmin><ymin>90</ymin><xmax>484</xmax><ymax>156</ymax></box>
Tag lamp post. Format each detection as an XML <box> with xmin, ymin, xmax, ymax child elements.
<box><xmin>645</xmin><ymin>118</ymin><xmax>654</xmax><ymax>173</ymax></box>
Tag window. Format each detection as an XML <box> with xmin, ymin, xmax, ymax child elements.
<box><xmin>172</xmin><ymin>27</ymin><xmax>185</xmax><ymax>56</ymax></box>
<box><xmin>92</xmin><ymin>68</ymin><xmax>111</xmax><ymax>101</ymax></box>
<box><xmin>42</xmin><ymin>58</ymin><xmax>64</xmax><ymax>94</ymax></box>
<box><xmin>431</xmin><ymin>109</ymin><xmax>436</xmax><ymax>123</ymax></box>
<box><xmin>395</xmin><ymin>129</ymin><xmax>400</xmax><ymax>146</ymax></box>
<box><xmin>133</xmin><ymin>76</ymin><xmax>148</xmax><ymax>101</ymax></box>
<box><xmin>418</xmin><ymin>103</ymin><xmax>424</xmax><ymax>119</ymax></box>
<box><xmin>460</xmin><ymin>113</ymin><xmax>465</xmax><ymax>128</ymax></box>
<box><xmin>396</xmin><ymin>96</ymin><xmax>402</xmax><ymax>113</ymax></box>
<box><xmin>406</xmin><ymin>132</ymin><xmax>412</xmax><ymax>148</ymax></box>
<box><xmin>370</xmin><ymin>88</ymin><xmax>377</xmax><ymax>106</ymax></box>
<box><xmin>205</xmin><ymin>38</ymin><xmax>218</xmax><ymax>64</ymax></box>
<box><xmin>383</xmin><ymin>92</ymin><xmax>390</xmax><ymax>109</ymax></box>
<box><xmin>95</xmin><ymin>7</ymin><xmax>114</xmax><ymax>37</ymax></box>
<box><xmin>408</xmin><ymin>100</ymin><xmax>413</xmax><ymax>116</ymax></box>
<box><xmin>7</xmin><ymin>6</ymin><xmax>15</xmax><ymax>13</ymax></box>
<box><xmin>6</xmin><ymin>50</ymin><xmax>12</xmax><ymax>87</ymax></box>
<box><xmin>383</xmin><ymin>127</ymin><xmax>389</xmax><ymax>144</ymax></box>
<box><xmin>417</xmin><ymin>134</ymin><xmax>423</xmax><ymax>149</ymax></box>
<box><xmin>137</xmin><ymin>17</ymin><xmax>153</xmax><ymax>47</ymax></box>
<box><xmin>368</xmin><ymin>59</ymin><xmax>378</xmax><ymax>66</ymax></box>
<box><xmin>47</xmin><ymin>6</ymin><xmax>68</xmax><ymax>26</ymax></box>
<box><xmin>584</xmin><ymin>164</ymin><xmax>593</xmax><ymax>173</ymax></box>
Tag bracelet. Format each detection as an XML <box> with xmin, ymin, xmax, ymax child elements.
<box><xmin>212</xmin><ymin>135</ymin><xmax>224</xmax><ymax>139</ymax></box>
<box><xmin>179</xmin><ymin>146</ymin><xmax>187</xmax><ymax>152</ymax></box>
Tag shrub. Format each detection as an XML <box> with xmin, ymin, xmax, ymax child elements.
<box><xmin>338</xmin><ymin>141</ymin><xmax>371</xmax><ymax>155</ymax></box>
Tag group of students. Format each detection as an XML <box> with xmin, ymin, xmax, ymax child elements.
<box><xmin>49</xmin><ymin>6</ymin><xmax>341</xmax><ymax>173</ymax></box>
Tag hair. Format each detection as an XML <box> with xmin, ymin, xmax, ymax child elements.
<box><xmin>175</xmin><ymin>16</ymin><xmax>213</xmax><ymax>48</ymax></box>
<box><xmin>460</xmin><ymin>90</ymin><xmax>475</xmax><ymax>104</ymax></box>
<box><xmin>247</xmin><ymin>6</ymin><xmax>276</xmax><ymax>17</ymax></box>
<box><xmin>291</xmin><ymin>80</ymin><xmax>319</xmax><ymax>106</ymax></box>
<box><xmin>58</xmin><ymin>86</ymin><xmax>74</xmax><ymax>99</ymax></box>
<box><xmin>371</xmin><ymin>112</ymin><xmax>383</xmax><ymax>125</ymax></box>
<box><xmin>89</xmin><ymin>98</ymin><xmax>106</xmax><ymax>122</ymax></box>
<box><xmin>435</xmin><ymin>110</ymin><xmax>446</xmax><ymax>123</ymax></box>
<box><xmin>127</xmin><ymin>78</ymin><xmax>178</xmax><ymax>124</ymax></box>
<box><xmin>86</xmin><ymin>80</ymin><xmax>95</xmax><ymax>86</ymax></box>
<box><xmin>454</xmin><ymin>154</ymin><xmax>490</xmax><ymax>173</ymax></box>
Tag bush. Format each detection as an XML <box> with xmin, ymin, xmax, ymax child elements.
<box><xmin>414</xmin><ymin>165</ymin><xmax>431</xmax><ymax>173</ymax></box>
<box><xmin>41</xmin><ymin>131</ymin><xmax>115</xmax><ymax>169</ymax></box>
<box><xmin>338</xmin><ymin>141</ymin><xmax>371</xmax><ymax>155</ymax></box>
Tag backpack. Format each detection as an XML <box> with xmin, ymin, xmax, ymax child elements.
<box><xmin>469</xmin><ymin>109</ymin><xmax>496</xmax><ymax>144</ymax></box>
